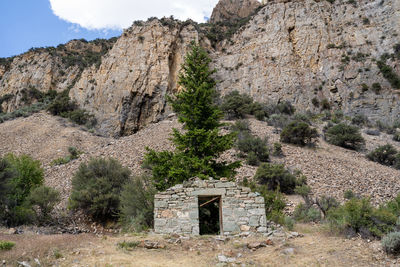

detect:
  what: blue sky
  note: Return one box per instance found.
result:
[0,0,220,58]
[0,0,121,58]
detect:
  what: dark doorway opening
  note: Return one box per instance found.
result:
[198,196,222,235]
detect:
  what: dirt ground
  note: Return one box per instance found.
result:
[1,224,398,267]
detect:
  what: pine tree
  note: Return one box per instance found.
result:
[144,43,240,191]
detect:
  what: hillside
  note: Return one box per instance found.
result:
[1,111,399,210]
[1,0,399,136]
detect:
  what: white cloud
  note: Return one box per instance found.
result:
[49,0,220,30]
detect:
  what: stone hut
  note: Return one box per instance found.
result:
[154,178,267,235]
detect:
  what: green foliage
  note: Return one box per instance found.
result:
[367,144,398,166]
[237,133,269,163]
[0,241,15,251]
[324,123,365,150]
[69,157,131,222]
[267,114,291,129]
[327,197,397,238]
[273,142,283,156]
[47,90,96,127]
[311,97,319,107]
[321,99,330,110]
[280,120,318,146]
[0,154,45,226]
[221,91,254,119]
[393,132,400,142]
[144,43,239,191]
[119,176,157,232]
[344,190,356,200]
[27,185,60,223]
[372,83,382,94]
[293,203,321,222]
[254,163,297,194]
[377,60,400,89]
[5,154,44,205]
[382,232,400,255]
[117,241,140,251]
[51,146,82,166]
[230,120,250,133]
[351,114,369,126]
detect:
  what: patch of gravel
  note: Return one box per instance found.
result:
[1,113,400,209]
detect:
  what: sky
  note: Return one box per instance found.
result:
[0,0,220,58]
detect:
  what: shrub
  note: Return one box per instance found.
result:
[315,195,339,217]
[293,203,321,222]
[325,123,365,150]
[327,197,396,238]
[382,232,400,255]
[220,90,253,119]
[267,113,291,129]
[119,176,156,232]
[344,190,356,200]
[280,120,318,146]
[273,142,283,156]
[246,152,260,166]
[276,101,295,115]
[254,163,297,194]
[4,154,44,205]
[311,97,319,107]
[321,99,330,110]
[237,133,269,163]
[0,241,15,251]
[51,147,82,166]
[377,60,400,89]
[393,132,400,142]
[27,185,60,223]
[0,154,44,226]
[69,157,131,222]
[230,120,250,133]
[351,114,369,126]
[367,144,398,166]
[372,83,382,94]
[117,241,140,251]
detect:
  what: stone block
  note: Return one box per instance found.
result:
[255,197,265,204]
[233,208,246,217]
[191,188,226,196]
[240,225,251,231]
[154,200,168,208]
[248,208,265,215]
[249,216,260,226]
[223,221,239,232]
[215,182,235,188]
[154,218,167,227]
[257,227,267,232]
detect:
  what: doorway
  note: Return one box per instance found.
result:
[198,196,222,235]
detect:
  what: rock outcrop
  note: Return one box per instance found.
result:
[210,0,261,23]
[1,0,400,135]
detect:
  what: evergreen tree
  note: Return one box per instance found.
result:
[144,43,240,191]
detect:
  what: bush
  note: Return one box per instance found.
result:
[237,133,269,163]
[220,90,253,119]
[119,176,156,232]
[0,154,44,226]
[267,113,291,129]
[254,163,297,194]
[351,114,369,126]
[321,99,330,110]
[0,241,15,251]
[273,142,283,156]
[293,203,321,222]
[382,232,400,255]
[51,146,82,166]
[344,190,356,200]
[327,197,396,238]
[69,157,131,222]
[393,132,400,142]
[325,123,365,150]
[27,185,60,223]
[367,144,398,166]
[230,120,250,133]
[280,120,318,146]
[276,101,295,115]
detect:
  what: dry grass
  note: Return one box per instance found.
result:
[1,224,392,267]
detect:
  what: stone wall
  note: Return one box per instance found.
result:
[154,178,267,235]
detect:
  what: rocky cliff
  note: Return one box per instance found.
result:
[210,0,261,23]
[0,0,399,136]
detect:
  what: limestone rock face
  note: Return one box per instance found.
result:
[1,0,400,136]
[0,39,114,113]
[69,19,200,136]
[210,0,261,23]
[214,0,400,122]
